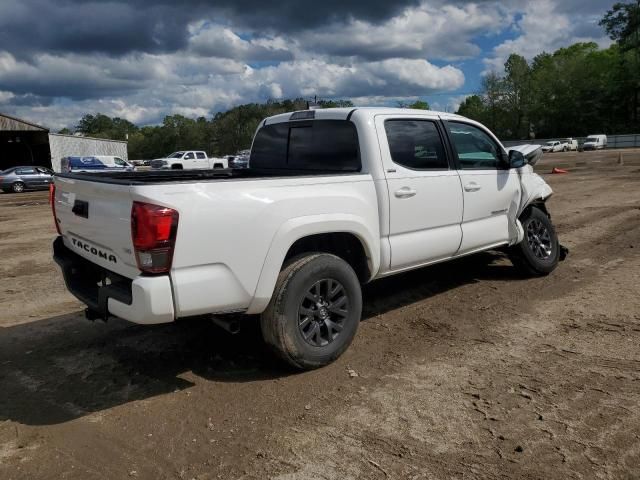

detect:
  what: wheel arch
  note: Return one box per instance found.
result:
[247,216,379,314]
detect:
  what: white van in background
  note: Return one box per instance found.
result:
[564,138,578,151]
[93,155,135,170]
[583,135,607,151]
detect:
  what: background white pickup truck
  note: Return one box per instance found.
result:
[150,150,228,170]
[52,107,564,369]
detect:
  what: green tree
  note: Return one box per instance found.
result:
[600,1,640,124]
[456,95,487,122]
[397,99,430,110]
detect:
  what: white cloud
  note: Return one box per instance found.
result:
[188,23,293,61]
[484,0,612,72]
[299,3,502,61]
[0,90,14,103]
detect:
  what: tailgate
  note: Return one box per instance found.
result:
[54,176,140,278]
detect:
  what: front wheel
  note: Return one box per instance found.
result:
[510,206,560,276]
[261,253,362,370]
[12,182,25,193]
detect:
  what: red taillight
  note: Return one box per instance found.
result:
[50,183,61,235]
[131,201,179,274]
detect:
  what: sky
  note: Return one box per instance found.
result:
[0,0,615,131]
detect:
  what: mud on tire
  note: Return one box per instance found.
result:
[261,253,362,370]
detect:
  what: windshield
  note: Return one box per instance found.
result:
[585,137,598,142]
[168,152,185,158]
[546,142,555,146]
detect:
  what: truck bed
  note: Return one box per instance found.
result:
[55,168,362,185]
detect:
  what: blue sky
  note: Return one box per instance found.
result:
[0,0,615,130]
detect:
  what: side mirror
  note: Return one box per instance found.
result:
[508,150,526,169]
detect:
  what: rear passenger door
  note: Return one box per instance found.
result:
[376,116,463,270]
[444,120,521,254]
[195,151,208,168]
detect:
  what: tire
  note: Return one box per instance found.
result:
[510,206,560,276]
[12,182,25,193]
[261,253,362,370]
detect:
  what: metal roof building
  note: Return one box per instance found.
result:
[0,112,128,172]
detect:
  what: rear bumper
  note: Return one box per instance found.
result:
[53,236,175,324]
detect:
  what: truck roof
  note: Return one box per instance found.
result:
[263,107,466,125]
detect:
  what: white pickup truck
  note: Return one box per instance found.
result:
[150,150,228,170]
[52,108,564,369]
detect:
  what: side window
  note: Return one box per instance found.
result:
[114,158,127,166]
[16,168,36,175]
[183,152,195,160]
[196,152,206,159]
[448,122,502,170]
[384,120,448,170]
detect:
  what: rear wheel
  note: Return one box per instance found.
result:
[261,253,362,370]
[12,182,25,193]
[510,206,560,276]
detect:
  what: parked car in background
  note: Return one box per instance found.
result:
[61,156,135,174]
[564,138,578,151]
[0,166,54,193]
[150,151,228,170]
[227,149,250,169]
[583,134,607,151]
[542,141,565,153]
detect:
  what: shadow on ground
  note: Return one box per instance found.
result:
[0,251,523,426]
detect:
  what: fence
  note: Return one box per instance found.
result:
[502,134,640,149]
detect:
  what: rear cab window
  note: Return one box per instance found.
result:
[250,120,361,172]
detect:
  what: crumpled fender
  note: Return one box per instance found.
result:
[504,146,554,245]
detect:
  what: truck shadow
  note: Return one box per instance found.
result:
[0,251,523,426]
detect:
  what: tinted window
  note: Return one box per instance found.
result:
[184,152,195,160]
[448,122,502,169]
[36,167,53,174]
[251,121,360,172]
[384,120,448,170]
[114,158,127,166]
[251,123,289,169]
[16,168,36,175]
[196,152,206,159]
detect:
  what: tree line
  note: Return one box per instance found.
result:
[458,1,639,139]
[66,99,356,159]
[64,99,428,160]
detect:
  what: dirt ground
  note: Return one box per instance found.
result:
[1,149,639,480]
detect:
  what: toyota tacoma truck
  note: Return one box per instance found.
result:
[52,108,563,369]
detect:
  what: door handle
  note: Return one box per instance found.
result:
[394,187,417,199]
[464,182,481,192]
